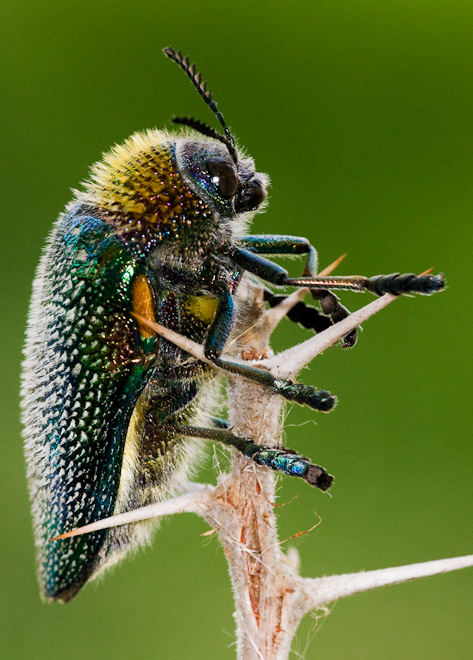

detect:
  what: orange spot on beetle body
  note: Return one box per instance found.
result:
[131,275,157,339]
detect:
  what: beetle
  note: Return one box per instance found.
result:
[21,47,444,602]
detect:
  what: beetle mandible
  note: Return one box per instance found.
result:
[21,47,444,602]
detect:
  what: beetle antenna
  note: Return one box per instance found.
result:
[171,116,230,147]
[163,46,238,164]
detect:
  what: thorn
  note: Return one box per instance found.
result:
[419,267,434,276]
[318,253,347,277]
[131,312,156,332]
[49,529,77,542]
[200,528,218,537]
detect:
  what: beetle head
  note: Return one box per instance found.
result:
[175,139,267,219]
[165,47,268,219]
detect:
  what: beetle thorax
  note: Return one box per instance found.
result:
[76,129,221,259]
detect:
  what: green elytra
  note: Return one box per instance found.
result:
[21,48,444,602]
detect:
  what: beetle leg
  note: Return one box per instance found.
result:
[204,288,236,360]
[209,417,231,429]
[240,234,319,273]
[203,288,336,413]
[167,423,333,491]
[236,236,356,346]
[263,288,332,333]
[211,355,336,412]
[232,247,445,300]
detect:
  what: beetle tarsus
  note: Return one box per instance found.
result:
[364,272,445,296]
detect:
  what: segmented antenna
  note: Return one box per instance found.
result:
[163,46,238,164]
[171,116,230,146]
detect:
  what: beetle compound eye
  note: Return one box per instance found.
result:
[206,158,239,199]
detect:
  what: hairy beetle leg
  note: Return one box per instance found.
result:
[208,355,336,412]
[283,272,445,296]
[263,289,357,348]
[233,244,444,348]
[171,424,333,490]
[237,237,356,347]
[202,291,336,412]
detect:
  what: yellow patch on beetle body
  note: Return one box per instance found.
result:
[186,295,219,325]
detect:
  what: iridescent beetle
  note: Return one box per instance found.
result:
[21,47,444,602]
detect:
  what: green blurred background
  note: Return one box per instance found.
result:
[2,1,472,658]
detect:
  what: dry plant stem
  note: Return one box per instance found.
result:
[64,285,473,659]
[205,285,305,660]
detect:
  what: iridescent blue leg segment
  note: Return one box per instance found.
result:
[204,289,235,360]
[171,424,333,490]
[209,417,231,430]
[240,234,318,275]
